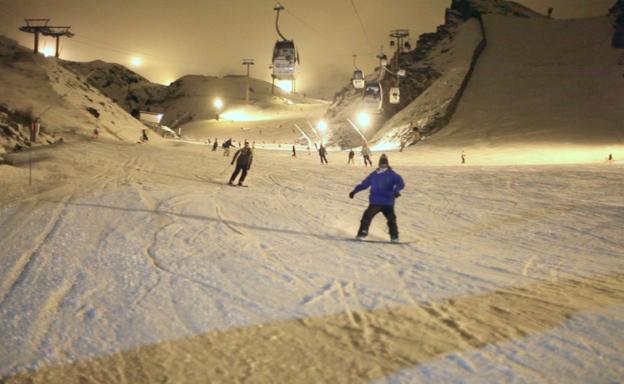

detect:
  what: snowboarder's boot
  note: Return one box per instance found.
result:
[356,230,368,240]
[390,237,400,243]
[228,180,234,186]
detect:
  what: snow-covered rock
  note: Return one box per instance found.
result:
[63,60,168,115]
[611,0,624,47]
[0,105,58,154]
[0,36,156,149]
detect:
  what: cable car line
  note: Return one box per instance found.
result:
[348,0,373,50]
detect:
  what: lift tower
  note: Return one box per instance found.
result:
[242,59,255,103]
[42,26,74,58]
[19,19,50,54]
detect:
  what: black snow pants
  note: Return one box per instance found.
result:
[320,153,328,164]
[363,155,372,166]
[229,164,248,184]
[357,204,398,239]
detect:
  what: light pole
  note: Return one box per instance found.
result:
[242,59,255,104]
[346,114,369,142]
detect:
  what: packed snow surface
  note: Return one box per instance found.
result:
[1,139,623,383]
[431,15,624,146]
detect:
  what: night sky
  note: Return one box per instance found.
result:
[0,0,616,98]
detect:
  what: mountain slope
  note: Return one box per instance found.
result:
[0,36,154,148]
[66,61,322,128]
[429,14,624,146]
[325,0,544,148]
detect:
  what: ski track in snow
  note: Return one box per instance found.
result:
[0,141,623,383]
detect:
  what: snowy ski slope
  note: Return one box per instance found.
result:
[0,140,622,383]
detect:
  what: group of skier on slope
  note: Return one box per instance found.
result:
[319,143,372,166]
[209,136,405,242]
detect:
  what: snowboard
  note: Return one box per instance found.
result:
[348,238,415,245]
[195,175,247,187]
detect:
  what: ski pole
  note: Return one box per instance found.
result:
[219,163,232,175]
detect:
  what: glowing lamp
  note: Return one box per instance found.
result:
[357,112,371,127]
[131,57,142,67]
[316,120,328,132]
[276,80,293,93]
[42,47,54,57]
[213,97,224,110]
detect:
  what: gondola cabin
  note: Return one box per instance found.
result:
[352,69,364,89]
[389,87,400,104]
[272,40,298,80]
[363,81,383,112]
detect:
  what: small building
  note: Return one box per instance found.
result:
[139,111,163,125]
[139,111,178,139]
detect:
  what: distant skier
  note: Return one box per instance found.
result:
[223,138,233,157]
[461,150,466,164]
[319,144,328,164]
[92,127,99,140]
[400,139,407,152]
[140,129,149,143]
[361,144,372,166]
[547,7,553,18]
[212,138,218,151]
[292,145,297,157]
[229,141,253,186]
[349,154,404,242]
[348,148,355,164]
[608,153,613,162]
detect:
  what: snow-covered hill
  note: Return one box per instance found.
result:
[425,14,624,148]
[63,60,168,115]
[66,60,324,129]
[0,36,154,150]
[325,0,544,148]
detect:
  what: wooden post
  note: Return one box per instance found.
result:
[55,35,60,58]
[34,30,40,53]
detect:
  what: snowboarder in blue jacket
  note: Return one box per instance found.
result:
[349,154,404,242]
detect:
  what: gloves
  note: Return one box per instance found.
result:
[394,192,401,198]
[349,191,355,199]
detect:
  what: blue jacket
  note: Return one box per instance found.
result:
[353,167,405,206]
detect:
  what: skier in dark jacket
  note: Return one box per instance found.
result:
[229,141,253,186]
[348,149,355,164]
[212,138,218,151]
[223,138,233,157]
[349,154,404,242]
[319,144,328,164]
